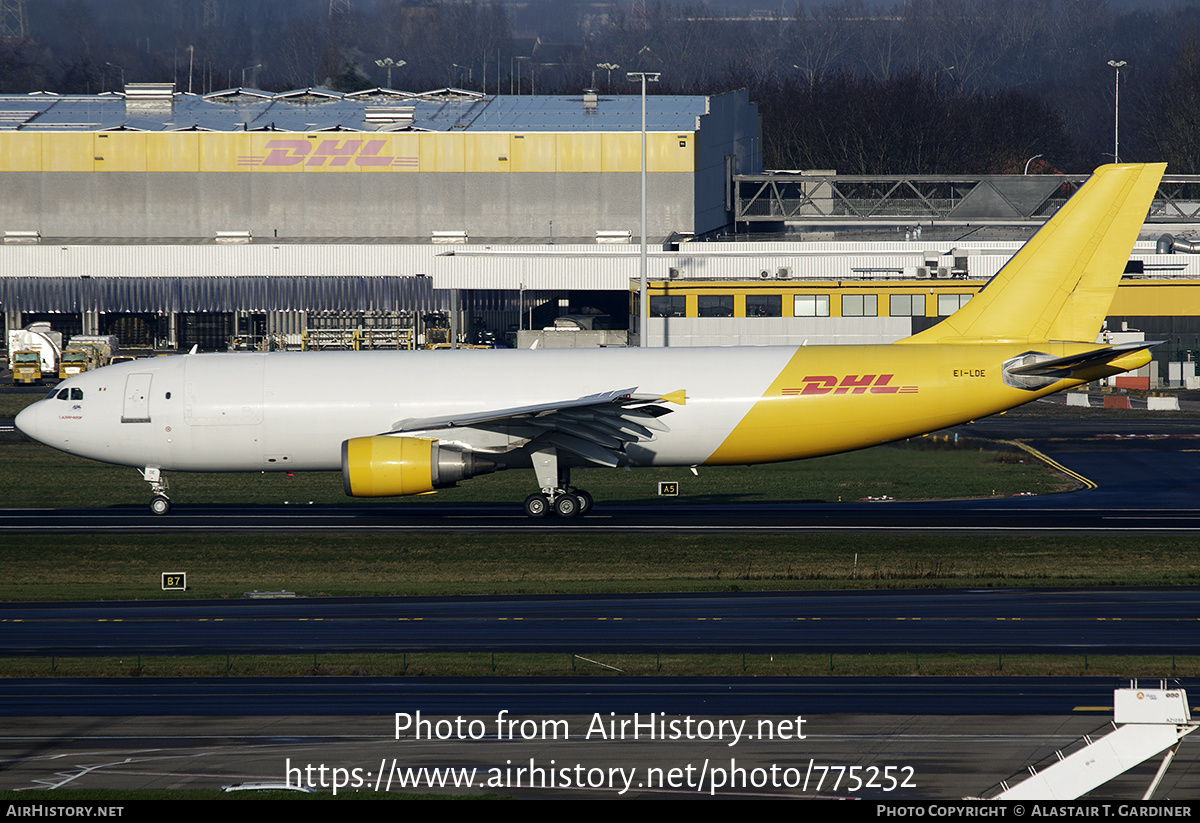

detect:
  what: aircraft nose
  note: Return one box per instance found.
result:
[14,403,39,441]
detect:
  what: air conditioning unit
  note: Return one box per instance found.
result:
[776,267,791,280]
[759,270,770,279]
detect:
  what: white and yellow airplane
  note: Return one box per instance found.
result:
[16,163,1165,517]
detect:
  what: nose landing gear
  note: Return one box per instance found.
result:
[139,467,172,516]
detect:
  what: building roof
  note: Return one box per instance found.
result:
[0,87,711,133]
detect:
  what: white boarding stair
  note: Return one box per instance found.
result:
[988,681,1198,800]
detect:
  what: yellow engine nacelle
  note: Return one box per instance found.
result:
[341,436,493,498]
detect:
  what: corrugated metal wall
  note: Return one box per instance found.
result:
[0,275,445,313]
[0,171,696,239]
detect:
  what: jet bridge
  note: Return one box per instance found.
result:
[983,681,1198,800]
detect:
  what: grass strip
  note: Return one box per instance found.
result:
[4,652,1198,679]
[3,533,1200,601]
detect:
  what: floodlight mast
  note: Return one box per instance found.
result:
[627,71,660,347]
[1107,60,1127,163]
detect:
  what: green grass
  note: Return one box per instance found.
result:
[4,533,1200,601]
[0,391,43,419]
[4,652,1197,679]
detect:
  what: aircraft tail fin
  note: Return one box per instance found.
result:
[899,163,1165,345]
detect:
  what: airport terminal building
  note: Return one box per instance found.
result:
[1,83,1200,383]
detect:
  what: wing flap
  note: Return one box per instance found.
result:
[389,386,678,466]
[543,432,623,467]
[393,387,639,432]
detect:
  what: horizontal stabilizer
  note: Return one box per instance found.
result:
[1005,341,1160,378]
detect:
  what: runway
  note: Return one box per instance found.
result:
[5,588,1200,656]
[6,499,1200,533]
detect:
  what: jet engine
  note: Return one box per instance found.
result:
[341,436,495,497]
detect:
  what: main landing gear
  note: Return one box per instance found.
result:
[524,487,593,519]
[523,446,594,519]
[140,467,171,516]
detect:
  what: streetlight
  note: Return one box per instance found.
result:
[1024,154,1043,175]
[627,70,661,348]
[1107,60,1127,163]
[241,63,262,88]
[514,56,530,95]
[452,63,473,87]
[597,62,619,91]
[375,58,406,88]
[105,62,124,92]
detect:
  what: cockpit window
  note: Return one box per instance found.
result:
[71,388,83,400]
[45,388,58,400]
[56,389,69,400]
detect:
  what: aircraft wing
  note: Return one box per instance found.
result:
[391,388,679,467]
[1005,341,1161,378]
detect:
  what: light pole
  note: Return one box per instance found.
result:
[515,56,529,95]
[1108,60,1127,163]
[241,63,262,88]
[597,62,619,92]
[627,70,660,348]
[1024,154,1043,175]
[452,63,473,87]
[105,62,124,92]
[375,58,405,88]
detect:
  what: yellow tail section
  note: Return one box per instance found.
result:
[898,163,1165,345]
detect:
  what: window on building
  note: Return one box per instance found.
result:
[889,294,926,317]
[698,295,734,317]
[937,293,973,316]
[650,295,687,318]
[793,294,830,317]
[746,295,782,317]
[842,294,878,317]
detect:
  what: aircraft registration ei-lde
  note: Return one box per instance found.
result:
[16,163,1165,518]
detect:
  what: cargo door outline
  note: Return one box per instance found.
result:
[122,373,153,423]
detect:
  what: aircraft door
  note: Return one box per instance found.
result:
[121,373,153,423]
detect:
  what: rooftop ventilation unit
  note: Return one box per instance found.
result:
[365,106,415,129]
[124,83,176,100]
[596,230,631,244]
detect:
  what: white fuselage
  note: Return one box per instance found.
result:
[16,348,803,472]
